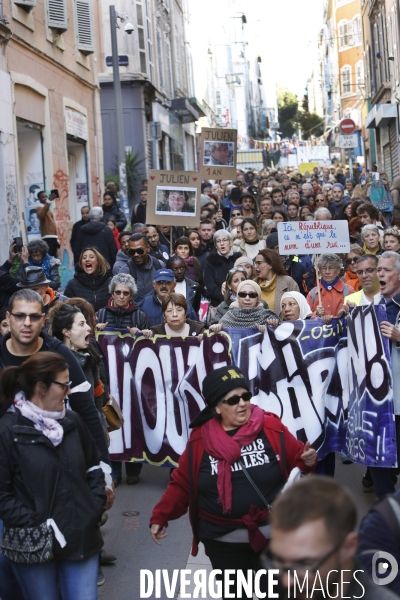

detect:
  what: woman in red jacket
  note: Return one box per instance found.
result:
[150,366,317,599]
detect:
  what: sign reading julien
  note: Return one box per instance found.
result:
[200,128,238,180]
[146,170,202,227]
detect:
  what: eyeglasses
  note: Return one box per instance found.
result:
[9,312,44,323]
[262,535,346,576]
[220,391,252,406]
[128,248,145,256]
[355,267,377,276]
[346,257,358,265]
[113,290,131,296]
[215,238,230,244]
[156,280,172,285]
[319,265,337,272]
[51,380,72,392]
[238,291,258,298]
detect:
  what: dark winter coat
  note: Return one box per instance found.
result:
[284,257,315,296]
[0,331,110,464]
[184,277,202,312]
[70,218,89,259]
[96,303,149,330]
[73,221,118,267]
[102,202,127,232]
[0,409,106,560]
[140,290,198,327]
[0,260,21,309]
[64,267,112,313]
[203,251,243,306]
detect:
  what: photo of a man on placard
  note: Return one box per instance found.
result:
[156,187,196,216]
[203,141,235,166]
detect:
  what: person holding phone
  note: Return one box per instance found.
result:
[0,242,29,310]
[36,191,60,257]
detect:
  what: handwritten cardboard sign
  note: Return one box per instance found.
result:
[146,170,202,227]
[277,220,350,255]
[200,128,237,180]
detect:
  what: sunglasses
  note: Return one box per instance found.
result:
[346,258,358,265]
[113,290,130,296]
[128,248,145,256]
[9,312,44,323]
[238,291,258,298]
[220,391,252,405]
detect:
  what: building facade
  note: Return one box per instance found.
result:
[363,0,400,180]
[0,0,104,273]
[99,0,203,207]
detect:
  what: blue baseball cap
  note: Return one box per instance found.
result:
[153,268,174,282]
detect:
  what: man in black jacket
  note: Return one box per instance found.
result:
[73,206,118,267]
[70,205,90,259]
[166,256,201,312]
[0,289,110,468]
[120,234,165,306]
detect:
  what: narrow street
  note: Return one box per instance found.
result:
[99,458,385,600]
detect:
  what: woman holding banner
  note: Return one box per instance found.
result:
[142,293,204,338]
[150,365,317,599]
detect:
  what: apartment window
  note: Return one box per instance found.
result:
[165,37,173,97]
[76,0,94,54]
[216,90,222,115]
[388,9,399,88]
[338,20,353,48]
[174,28,181,91]
[180,38,187,92]
[14,0,36,12]
[145,0,154,82]
[156,27,164,91]
[47,0,68,31]
[341,65,351,95]
[356,60,364,88]
[353,15,361,45]
[136,2,147,74]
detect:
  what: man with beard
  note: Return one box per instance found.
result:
[267,477,397,600]
[140,269,197,326]
[120,234,164,306]
[147,226,170,262]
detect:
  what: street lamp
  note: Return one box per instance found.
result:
[109,5,131,216]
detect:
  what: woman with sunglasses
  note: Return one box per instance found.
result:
[95,273,148,335]
[343,244,363,292]
[210,280,278,331]
[64,247,112,312]
[150,365,317,599]
[0,352,106,600]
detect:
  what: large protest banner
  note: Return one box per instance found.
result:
[97,307,397,468]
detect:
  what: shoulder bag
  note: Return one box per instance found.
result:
[1,452,64,563]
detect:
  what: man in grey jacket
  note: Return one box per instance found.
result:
[112,231,131,275]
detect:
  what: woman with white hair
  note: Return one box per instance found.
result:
[203,230,242,307]
[96,272,149,334]
[210,280,278,331]
[306,253,354,319]
[361,224,383,256]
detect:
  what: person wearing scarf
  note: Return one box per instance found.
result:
[210,279,279,331]
[344,246,364,292]
[96,273,149,335]
[306,253,354,319]
[150,366,317,599]
[24,239,61,290]
[0,352,106,600]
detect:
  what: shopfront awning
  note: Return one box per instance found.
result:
[170,97,206,123]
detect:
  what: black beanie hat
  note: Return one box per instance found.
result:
[189,365,249,428]
[266,232,279,249]
[230,187,242,202]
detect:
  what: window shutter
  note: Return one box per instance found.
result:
[156,27,164,90]
[347,20,354,46]
[47,0,68,30]
[216,90,222,115]
[14,0,36,11]
[76,0,94,54]
[339,23,344,48]
[174,28,181,90]
[136,2,147,74]
[165,37,173,96]
[391,8,399,87]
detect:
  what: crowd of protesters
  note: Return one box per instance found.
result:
[0,165,400,599]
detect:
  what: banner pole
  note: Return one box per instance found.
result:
[170,227,174,256]
[315,254,322,307]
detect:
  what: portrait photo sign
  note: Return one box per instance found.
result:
[146,170,202,227]
[200,128,237,180]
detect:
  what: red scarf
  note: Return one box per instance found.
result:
[107,298,135,311]
[201,404,265,513]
